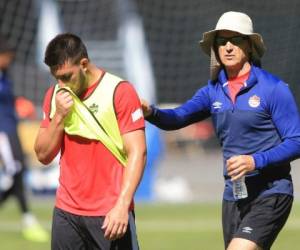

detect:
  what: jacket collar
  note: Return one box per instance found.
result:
[217,64,259,90]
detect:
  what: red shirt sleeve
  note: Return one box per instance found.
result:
[114,81,145,134]
[40,86,55,128]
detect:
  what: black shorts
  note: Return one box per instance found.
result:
[222,194,293,250]
[52,207,139,250]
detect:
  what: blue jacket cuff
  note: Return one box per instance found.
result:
[252,153,265,170]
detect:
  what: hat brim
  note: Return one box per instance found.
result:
[199,29,266,59]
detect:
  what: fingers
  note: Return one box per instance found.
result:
[231,170,246,181]
[140,99,148,106]
[102,216,128,241]
[226,156,241,176]
[55,90,74,117]
[101,216,109,231]
[140,99,152,117]
[227,155,244,179]
[118,223,127,238]
[226,155,255,180]
[57,90,73,105]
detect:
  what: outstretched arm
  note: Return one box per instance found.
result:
[142,85,211,130]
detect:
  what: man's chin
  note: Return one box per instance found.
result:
[64,84,79,95]
[224,62,241,70]
[73,88,85,97]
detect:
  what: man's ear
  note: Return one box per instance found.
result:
[80,58,89,71]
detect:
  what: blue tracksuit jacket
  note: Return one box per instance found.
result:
[147,65,300,201]
[0,70,18,133]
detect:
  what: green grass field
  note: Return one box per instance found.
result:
[0,198,299,250]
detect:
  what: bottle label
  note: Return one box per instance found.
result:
[233,176,248,199]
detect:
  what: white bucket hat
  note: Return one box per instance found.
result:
[199,11,266,80]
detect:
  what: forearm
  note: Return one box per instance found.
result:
[255,82,300,169]
[147,105,210,130]
[117,148,147,209]
[34,114,65,165]
[147,106,185,130]
[144,86,211,130]
[253,137,300,169]
[101,144,146,240]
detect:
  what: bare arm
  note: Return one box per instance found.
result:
[34,90,73,165]
[102,128,147,240]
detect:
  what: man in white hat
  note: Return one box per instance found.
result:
[142,11,300,250]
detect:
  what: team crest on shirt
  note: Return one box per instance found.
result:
[248,95,260,108]
[89,103,99,114]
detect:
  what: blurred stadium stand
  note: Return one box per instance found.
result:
[1,0,300,201]
[135,0,300,105]
[1,0,300,106]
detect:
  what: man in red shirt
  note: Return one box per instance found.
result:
[34,33,146,250]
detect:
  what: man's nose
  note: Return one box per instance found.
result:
[225,42,234,51]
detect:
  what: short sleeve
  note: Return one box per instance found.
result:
[114,82,145,134]
[40,86,55,128]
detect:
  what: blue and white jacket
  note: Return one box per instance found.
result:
[147,65,300,201]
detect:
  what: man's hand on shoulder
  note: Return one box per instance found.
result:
[140,99,153,118]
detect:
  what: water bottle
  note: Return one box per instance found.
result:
[233,176,248,199]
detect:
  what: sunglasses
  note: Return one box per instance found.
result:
[215,36,248,46]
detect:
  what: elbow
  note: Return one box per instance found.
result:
[35,151,53,165]
[39,157,53,166]
[34,146,55,166]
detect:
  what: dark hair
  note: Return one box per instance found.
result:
[44,33,89,71]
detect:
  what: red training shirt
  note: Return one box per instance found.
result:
[228,71,250,103]
[40,71,145,216]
